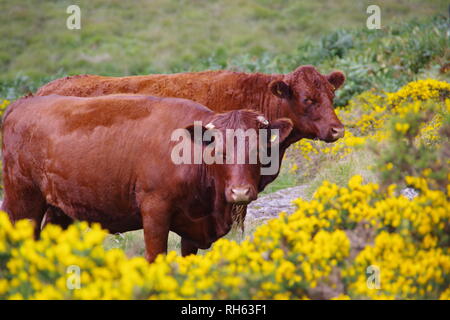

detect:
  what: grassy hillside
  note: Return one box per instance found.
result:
[1,0,447,79]
[1,1,448,107]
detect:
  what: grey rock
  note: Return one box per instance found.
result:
[246,185,307,222]
[401,187,419,200]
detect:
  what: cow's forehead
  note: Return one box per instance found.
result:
[288,68,334,96]
[212,110,269,131]
[290,67,323,84]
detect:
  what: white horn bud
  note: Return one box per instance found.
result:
[257,115,269,125]
[205,122,215,130]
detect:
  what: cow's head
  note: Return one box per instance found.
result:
[185,110,293,205]
[269,65,345,142]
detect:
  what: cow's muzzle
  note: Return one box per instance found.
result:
[322,125,345,142]
[226,185,256,204]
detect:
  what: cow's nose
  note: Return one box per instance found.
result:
[230,186,253,204]
[330,126,345,140]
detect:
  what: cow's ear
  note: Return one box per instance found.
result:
[326,71,345,90]
[184,123,214,146]
[269,80,292,99]
[268,118,293,146]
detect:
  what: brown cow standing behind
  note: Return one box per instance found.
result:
[1,94,293,262]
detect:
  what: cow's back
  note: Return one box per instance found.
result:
[36,71,275,114]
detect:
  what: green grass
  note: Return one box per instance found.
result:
[103,231,145,257]
[104,220,267,258]
[1,8,448,106]
[103,230,189,258]
[1,1,447,82]
[302,148,379,198]
[260,158,298,195]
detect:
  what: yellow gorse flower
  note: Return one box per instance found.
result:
[387,79,450,105]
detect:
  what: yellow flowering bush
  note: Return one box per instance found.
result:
[0,214,152,299]
[0,99,9,118]
[387,79,450,105]
[290,80,449,187]
[295,174,449,244]
[290,89,390,164]
[0,172,448,300]
[290,174,450,300]
[0,209,351,299]
[292,130,367,162]
[373,98,449,190]
[344,232,450,299]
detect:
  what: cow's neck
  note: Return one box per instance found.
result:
[244,73,286,121]
[255,75,305,145]
[191,163,217,207]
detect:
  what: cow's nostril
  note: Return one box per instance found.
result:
[330,127,345,139]
[231,188,250,195]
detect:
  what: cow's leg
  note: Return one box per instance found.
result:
[42,206,74,230]
[2,184,47,240]
[140,197,170,263]
[181,237,199,256]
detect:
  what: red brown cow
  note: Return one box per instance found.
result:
[1,94,292,262]
[36,65,346,191]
